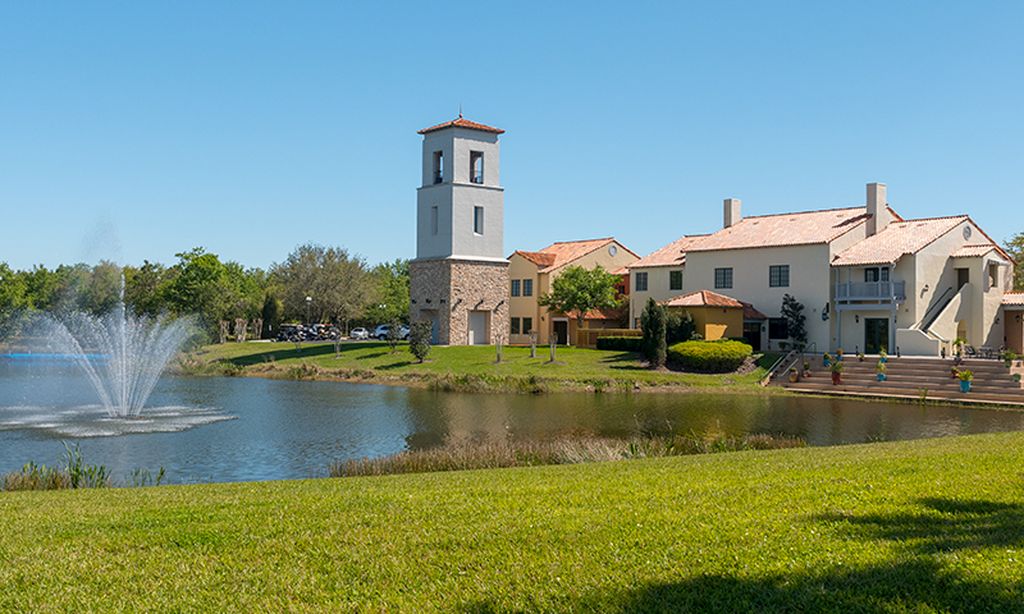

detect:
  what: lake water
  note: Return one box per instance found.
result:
[2,360,1024,484]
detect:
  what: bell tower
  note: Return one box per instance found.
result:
[409,115,510,345]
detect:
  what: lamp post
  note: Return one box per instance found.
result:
[305,296,312,326]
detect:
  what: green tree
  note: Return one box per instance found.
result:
[665,309,697,344]
[163,248,233,335]
[1005,232,1024,291]
[271,244,374,329]
[124,261,171,317]
[640,298,667,368]
[781,294,808,351]
[261,292,284,338]
[0,263,30,340]
[364,259,409,325]
[408,320,432,363]
[538,265,622,344]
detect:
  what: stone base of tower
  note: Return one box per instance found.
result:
[409,258,510,346]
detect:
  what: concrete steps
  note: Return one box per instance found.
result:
[780,356,1024,406]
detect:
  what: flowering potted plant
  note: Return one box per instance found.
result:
[788,367,800,383]
[879,348,888,364]
[836,348,845,361]
[958,369,974,393]
[802,360,812,378]
[875,361,887,382]
[823,352,832,368]
[950,366,960,379]
[830,360,844,385]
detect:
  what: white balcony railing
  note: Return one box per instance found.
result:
[834,280,906,301]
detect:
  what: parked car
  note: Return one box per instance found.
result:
[373,324,410,341]
[349,327,369,340]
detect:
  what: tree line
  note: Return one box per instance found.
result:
[0,244,409,342]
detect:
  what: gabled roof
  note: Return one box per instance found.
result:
[1004,293,1024,307]
[511,238,638,273]
[629,234,710,268]
[685,206,883,253]
[741,301,768,321]
[418,115,504,135]
[663,290,744,309]
[952,244,999,259]
[832,216,969,267]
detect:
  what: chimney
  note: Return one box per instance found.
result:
[724,198,742,228]
[866,182,892,236]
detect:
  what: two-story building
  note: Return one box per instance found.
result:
[629,183,1016,356]
[507,238,638,345]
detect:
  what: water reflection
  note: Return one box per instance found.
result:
[2,360,1023,484]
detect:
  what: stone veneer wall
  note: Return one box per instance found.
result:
[410,258,510,345]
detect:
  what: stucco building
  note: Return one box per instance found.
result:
[629,183,1017,356]
[508,238,638,345]
[409,115,509,345]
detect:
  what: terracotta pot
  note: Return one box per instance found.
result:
[831,372,842,385]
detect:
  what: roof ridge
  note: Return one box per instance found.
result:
[547,237,614,246]
[893,214,970,224]
[740,205,866,220]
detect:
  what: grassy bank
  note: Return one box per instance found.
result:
[179,341,778,393]
[3,432,1024,611]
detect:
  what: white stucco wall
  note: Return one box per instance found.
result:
[628,266,685,327]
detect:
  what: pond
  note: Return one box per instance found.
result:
[2,360,1024,484]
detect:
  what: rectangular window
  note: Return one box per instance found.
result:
[510,317,521,335]
[473,206,484,234]
[511,280,521,297]
[669,270,683,291]
[864,267,890,283]
[714,268,733,289]
[635,271,648,292]
[768,317,789,340]
[433,151,444,184]
[470,151,484,184]
[989,263,999,289]
[769,265,790,288]
[881,267,890,282]
[523,279,533,297]
[522,317,533,334]
[430,206,438,235]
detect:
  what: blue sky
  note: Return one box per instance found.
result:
[2,2,1021,270]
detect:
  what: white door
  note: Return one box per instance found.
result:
[468,311,488,345]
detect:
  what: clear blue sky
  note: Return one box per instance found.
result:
[2,2,1021,270]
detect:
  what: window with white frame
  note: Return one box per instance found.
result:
[714,268,733,289]
[473,206,484,234]
[769,265,790,288]
[635,271,648,292]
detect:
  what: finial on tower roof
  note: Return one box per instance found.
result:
[458,103,463,118]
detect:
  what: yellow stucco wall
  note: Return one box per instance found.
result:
[670,306,744,341]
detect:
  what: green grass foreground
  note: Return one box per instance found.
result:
[182,341,777,393]
[3,433,1024,611]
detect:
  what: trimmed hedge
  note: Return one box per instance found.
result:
[667,339,753,373]
[596,336,643,352]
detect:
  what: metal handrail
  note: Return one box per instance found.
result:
[761,349,797,386]
[919,286,955,332]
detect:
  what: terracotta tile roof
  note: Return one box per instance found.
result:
[685,206,878,253]
[1004,293,1024,307]
[418,115,504,135]
[629,234,710,268]
[566,307,627,321]
[512,250,556,267]
[832,216,969,267]
[663,290,744,309]
[741,301,768,321]
[512,238,638,273]
[952,244,999,258]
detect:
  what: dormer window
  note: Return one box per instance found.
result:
[433,151,444,184]
[470,151,484,184]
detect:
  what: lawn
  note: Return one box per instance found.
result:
[185,341,778,392]
[2,432,1024,611]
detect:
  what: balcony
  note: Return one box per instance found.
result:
[835,280,906,302]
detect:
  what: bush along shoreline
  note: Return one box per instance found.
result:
[2,442,166,492]
[329,433,805,478]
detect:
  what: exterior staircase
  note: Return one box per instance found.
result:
[780,356,1024,407]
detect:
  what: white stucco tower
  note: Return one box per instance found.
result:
[409,115,510,345]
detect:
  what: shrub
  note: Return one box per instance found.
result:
[665,310,697,344]
[595,336,643,352]
[640,298,667,368]
[409,320,432,363]
[667,340,753,373]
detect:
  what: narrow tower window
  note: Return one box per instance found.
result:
[430,206,438,235]
[433,151,444,184]
[470,151,484,184]
[473,206,484,234]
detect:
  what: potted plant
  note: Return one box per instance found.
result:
[802,360,811,378]
[879,348,888,364]
[958,369,974,393]
[1005,351,1018,369]
[830,360,844,385]
[1014,373,1022,386]
[788,367,800,383]
[953,337,967,358]
[823,352,832,368]
[836,348,845,361]
[950,366,960,379]
[857,351,865,362]
[876,361,887,382]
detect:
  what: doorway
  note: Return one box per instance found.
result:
[467,311,488,345]
[552,319,569,345]
[864,318,889,354]
[743,322,763,352]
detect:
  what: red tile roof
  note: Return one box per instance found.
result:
[663,290,744,309]
[685,206,883,253]
[952,244,999,258]
[1004,293,1024,307]
[832,216,969,266]
[741,301,768,321]
[418,115,504,135]
[511,238,638,273]
[629,234,710,268]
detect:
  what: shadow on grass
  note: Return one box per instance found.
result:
[460,498,1024,613]
[221,342,389,366]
